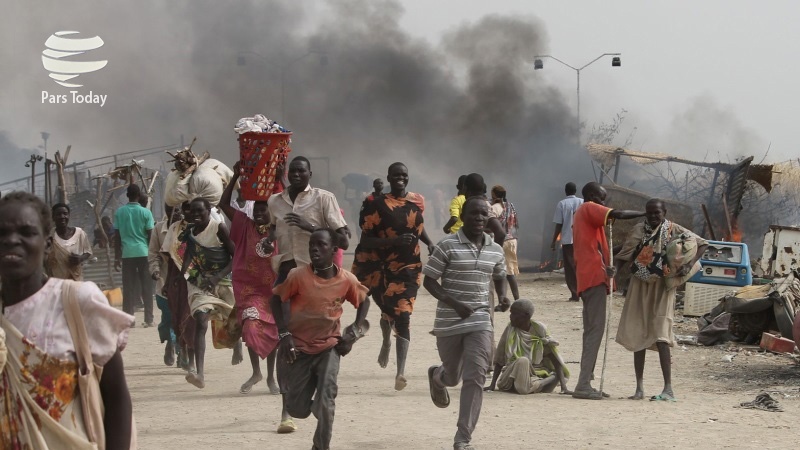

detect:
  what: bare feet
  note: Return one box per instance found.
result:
[628,390,645,400]
[186,372,205,389]
[395,374,407,391]
[378,344,391,368]
[231,344,244,366]
[267,377,280,395]
[239,373,263,394]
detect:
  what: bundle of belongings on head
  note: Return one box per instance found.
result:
[696,271,800,346]
[164,143,234,209]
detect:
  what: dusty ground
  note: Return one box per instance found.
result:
[125,263,800,449]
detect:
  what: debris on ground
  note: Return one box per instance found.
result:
[736,392,784,412]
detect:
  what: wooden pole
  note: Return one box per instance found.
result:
[55,145,70,204]
[90,177,116,288]
[72,163,80,194]
[721,193,734,241]
[701,204,717,241]
[707,169,720,209]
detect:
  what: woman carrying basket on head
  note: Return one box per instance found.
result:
[0,192,135,449]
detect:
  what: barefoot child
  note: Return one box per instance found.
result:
[271,228,369,450]
[180,198,241,388]
[485,299,571,395]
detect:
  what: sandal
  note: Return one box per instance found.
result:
[650,394,677,402]
[277,418,297,434]
[428,366,450,408]
[572,388,609,400]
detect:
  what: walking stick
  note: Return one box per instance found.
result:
[598,222,613,395]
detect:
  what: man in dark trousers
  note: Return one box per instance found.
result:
[571,182,644,400]
[551,182,584,301]
[114,184,156,326]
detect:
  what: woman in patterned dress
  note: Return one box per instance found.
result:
[0,191,134,449]
[351,162,433,391]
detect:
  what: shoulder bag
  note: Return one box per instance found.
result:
[61,280,107,450]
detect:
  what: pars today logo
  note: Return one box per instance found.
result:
[41,31,108,107]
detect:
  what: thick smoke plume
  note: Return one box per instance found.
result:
[2,0,590,259]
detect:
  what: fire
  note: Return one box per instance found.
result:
[729,220,743,242]
[538,259,564,271]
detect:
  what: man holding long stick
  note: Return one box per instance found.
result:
[571,182,644,400]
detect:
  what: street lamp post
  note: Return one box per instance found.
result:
[41,132,51,204]
[25,154,44,195]
[237,50,328,124]
[533,53,621,144]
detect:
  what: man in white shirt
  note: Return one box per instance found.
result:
[551,182,584,301]
[267,156,349,282]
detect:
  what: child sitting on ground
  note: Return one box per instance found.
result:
[485,299,571,394]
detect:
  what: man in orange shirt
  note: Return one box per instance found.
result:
[272,228,370,450]
[571,182,645,400]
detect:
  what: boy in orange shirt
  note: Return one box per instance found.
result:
[271,228,370,450]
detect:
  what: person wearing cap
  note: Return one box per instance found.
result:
[114,184,156,326]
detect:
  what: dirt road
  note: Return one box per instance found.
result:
[125,271,798,449]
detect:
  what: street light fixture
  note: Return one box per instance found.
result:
[25,154,43,195]
[533,53,622,143]
[236,50,328,124]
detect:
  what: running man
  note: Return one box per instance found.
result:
[423,197,509,450]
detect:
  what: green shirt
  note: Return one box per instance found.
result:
[113,202,155,258]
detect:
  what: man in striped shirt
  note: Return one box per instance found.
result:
[423,196,509,450]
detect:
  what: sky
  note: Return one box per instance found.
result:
[2,0,796,255]
[399,0,798,163]
[3,1,796,169]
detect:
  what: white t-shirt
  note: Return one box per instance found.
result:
[4,277,133,366]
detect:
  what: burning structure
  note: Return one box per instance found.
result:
[585,144,800,252]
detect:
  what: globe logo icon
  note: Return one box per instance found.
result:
[42,31,107,88]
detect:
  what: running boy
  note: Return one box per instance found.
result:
[271,228,369,450]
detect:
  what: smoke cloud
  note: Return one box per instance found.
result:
[2,0,591,260]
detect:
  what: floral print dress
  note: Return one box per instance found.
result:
[351,192,425,321]
[0,278,132,449]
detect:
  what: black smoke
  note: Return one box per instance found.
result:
[2,0,592,260]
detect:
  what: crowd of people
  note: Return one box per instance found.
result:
[0,155,707,449]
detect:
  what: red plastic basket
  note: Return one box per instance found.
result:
[238,131,292,201]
